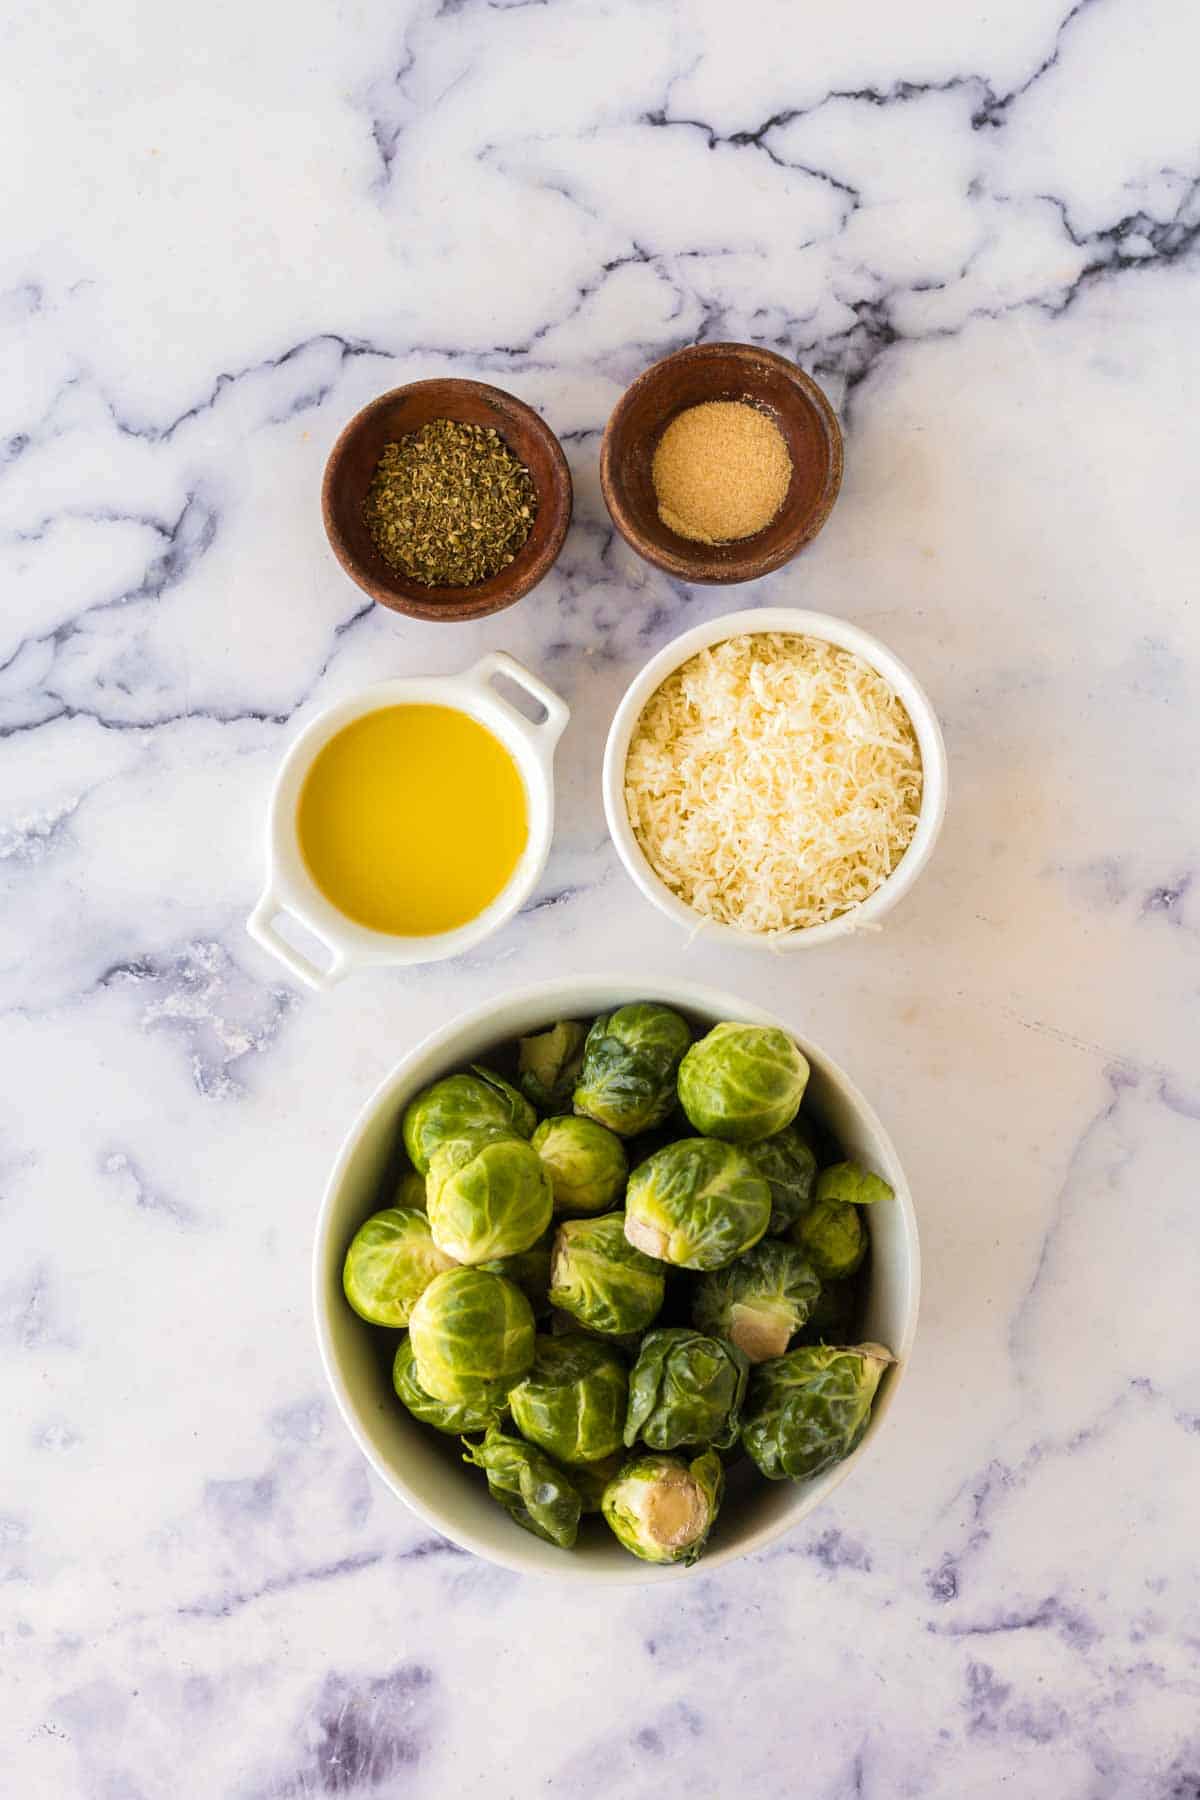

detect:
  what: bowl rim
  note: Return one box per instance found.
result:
[602,608,949,950]
[312,973,922,1582]
[599,342,844,584]
[321,377,573,622]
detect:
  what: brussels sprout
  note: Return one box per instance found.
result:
[791,1196,866,1279]
[392,1337,504,1435]
[795,1275,860,1347]
[342,1207,456,1327]
[743,1124,818,1235]
[426,1128,553,1265]
[624,1328,748,1451]
[401,1069,536,1175]
[571,1451,624,1514]
[518,1021,586,1112]
[573,1003,692,1136]
[408,1267,534,1406]
[691,1240,822,1362]
[815,1161,894,1208]
[740,1343,893,1481]
[508,1334,627,1465]
[624,1138,770,1272]
[532,1115,629,1215]
[394,1169,427,1211]
[601,1449,723,1565]
[478,1229,554,1318]
[678,1024,810,1143]
[462,1424,581,1548]
[548,1213,665,1337]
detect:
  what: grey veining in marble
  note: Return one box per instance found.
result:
[4,0,1199,1793]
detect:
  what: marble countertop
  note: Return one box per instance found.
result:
[5,0,1199,1793]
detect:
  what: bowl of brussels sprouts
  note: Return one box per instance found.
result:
[314,979,920,1581]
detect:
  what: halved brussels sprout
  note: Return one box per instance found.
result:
[624,1328,748,1451]
[532,1115,628,1215]
[572,1003,692,1137]
[462,1424,582,1549]
[394,1169,427,1211]
[392,1337,504,1435]
[791,1195,866,1279]
[408,1267,534,1407]
[508,1334,628,1465]
[601,1449,723,1564]
[740,1343,893,1481]
[624,1138,771,1272]
[571,1450,624,1514]
[426,1127,553,1265]
[743,1124,818,1235]
[401,1069,536,1175]
[691,1239,822,1362]
[518,1021,586,1112]
[342,1207,456,1327]
[548,1213,665,1337]
[478,1228,554,1317]
[815,1161,894,1208]
[678,1024,810,1144]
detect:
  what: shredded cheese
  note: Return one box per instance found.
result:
[624,633,923,935]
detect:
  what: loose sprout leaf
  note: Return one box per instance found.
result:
[814,1161,894,1207]
[678,1024,810,1144]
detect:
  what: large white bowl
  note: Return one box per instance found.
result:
[313,977,921,1583]
[603,608,948,948]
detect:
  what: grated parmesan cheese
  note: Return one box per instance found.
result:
[624,633,923,935]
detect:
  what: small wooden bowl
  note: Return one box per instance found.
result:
[600,343,843,585]
[322,379,572,622]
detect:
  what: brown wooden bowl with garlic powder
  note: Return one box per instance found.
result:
[599,343,843,586]
[322,379,572,623]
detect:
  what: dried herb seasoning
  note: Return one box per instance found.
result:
[363,419,537,587]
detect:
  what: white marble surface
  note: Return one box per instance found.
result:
[4,0,1199,1792]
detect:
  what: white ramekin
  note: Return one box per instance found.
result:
[313,975,921,1583]
[602,608,948,948]
[247,652,569,990]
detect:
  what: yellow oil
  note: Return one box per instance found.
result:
[296,704,528,936]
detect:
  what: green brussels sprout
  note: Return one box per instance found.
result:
[624,1328,748,1451]
[601,1449,723,1565]
[426,1127,553,1265]
[740,1343,893,1481]
[572,1003,692,1136]
[462,1424,582,1548]
[391,1337,504,1435]
[795,1275,860,1347]
[623,1138,771,1271]
[518,1021,587,1112]
[394,1169,427,1211]
[791,1196,866,1279]
[571,1450,624,1513]
[532,1115,629,1215]
[743,1124,818,1235]
[814,1161,894,1208]
[507,1334,627,1465]
[678,1023,810,1143]
[401,1068,536,1175]
[408,1267,534,1406]
[478,1228,554,1318]
[342,1207,456,1327]
[548,1213,665,1337]
[691,1239,822,1362]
